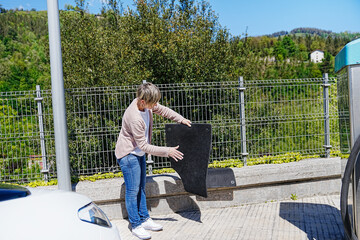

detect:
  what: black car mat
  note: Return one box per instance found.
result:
[165,123,212,198]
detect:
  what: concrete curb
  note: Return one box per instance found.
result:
[64,157,342,220]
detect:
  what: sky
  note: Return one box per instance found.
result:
[1,0,360,37]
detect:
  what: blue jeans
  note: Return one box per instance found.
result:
[117,154,150,229]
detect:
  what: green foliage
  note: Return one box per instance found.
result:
[78,172,123,181]
[290,193,298,200]
[1,3,359,90]
[274,36,297,60]
[152,168,176,174]
[26,179,58,188]
[209,159,244,168]
[0,11,50,91]
[0,104,41,182]
[209,152,320,168]
[58,0,233,87]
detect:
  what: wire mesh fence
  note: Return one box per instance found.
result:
[0,77,343,183]
[244,77,339,158]
[0,89,55,182]
[336,69,351,154]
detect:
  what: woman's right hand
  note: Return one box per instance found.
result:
[168,146,184,161]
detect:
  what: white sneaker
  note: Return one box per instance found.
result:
[141,218,163,231]
[132,226,151,240]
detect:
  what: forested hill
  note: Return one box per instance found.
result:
[1,1,360,92]
[267,27,358,38]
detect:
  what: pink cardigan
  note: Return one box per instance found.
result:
[115,98,185,159]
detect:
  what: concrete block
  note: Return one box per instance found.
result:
[38,157,343,220]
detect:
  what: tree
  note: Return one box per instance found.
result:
[0,4,7,13]
[320,51,334,75]
[0,2,359,90]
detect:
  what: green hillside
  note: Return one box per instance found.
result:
[0,1,359,91]
[268,27,359,38]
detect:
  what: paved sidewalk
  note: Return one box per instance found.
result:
[113,194,344,240]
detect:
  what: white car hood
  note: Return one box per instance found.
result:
[0,188,121,240]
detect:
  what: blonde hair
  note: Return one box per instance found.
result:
[137,82,161,104]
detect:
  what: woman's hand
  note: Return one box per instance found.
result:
[168,146,184,161]
[181,118,192,127]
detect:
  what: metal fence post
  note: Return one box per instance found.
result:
[323,73,332,158]
[142,80,154,175]
[239,77,248,166]
[35,85,49,182]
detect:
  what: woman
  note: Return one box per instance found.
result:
[115,82,191,240]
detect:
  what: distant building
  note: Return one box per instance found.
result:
[310,50,324,63]
[95,14,104,20]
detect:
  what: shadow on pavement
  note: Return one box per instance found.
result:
[164,179,202,223]
[120,174,202,223]
[151,217,178,222]
[176,210,201,223]
[279,202,345,240]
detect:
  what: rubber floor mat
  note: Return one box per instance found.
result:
[165,123,212,197]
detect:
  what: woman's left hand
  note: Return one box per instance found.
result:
[181,119,192,127]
